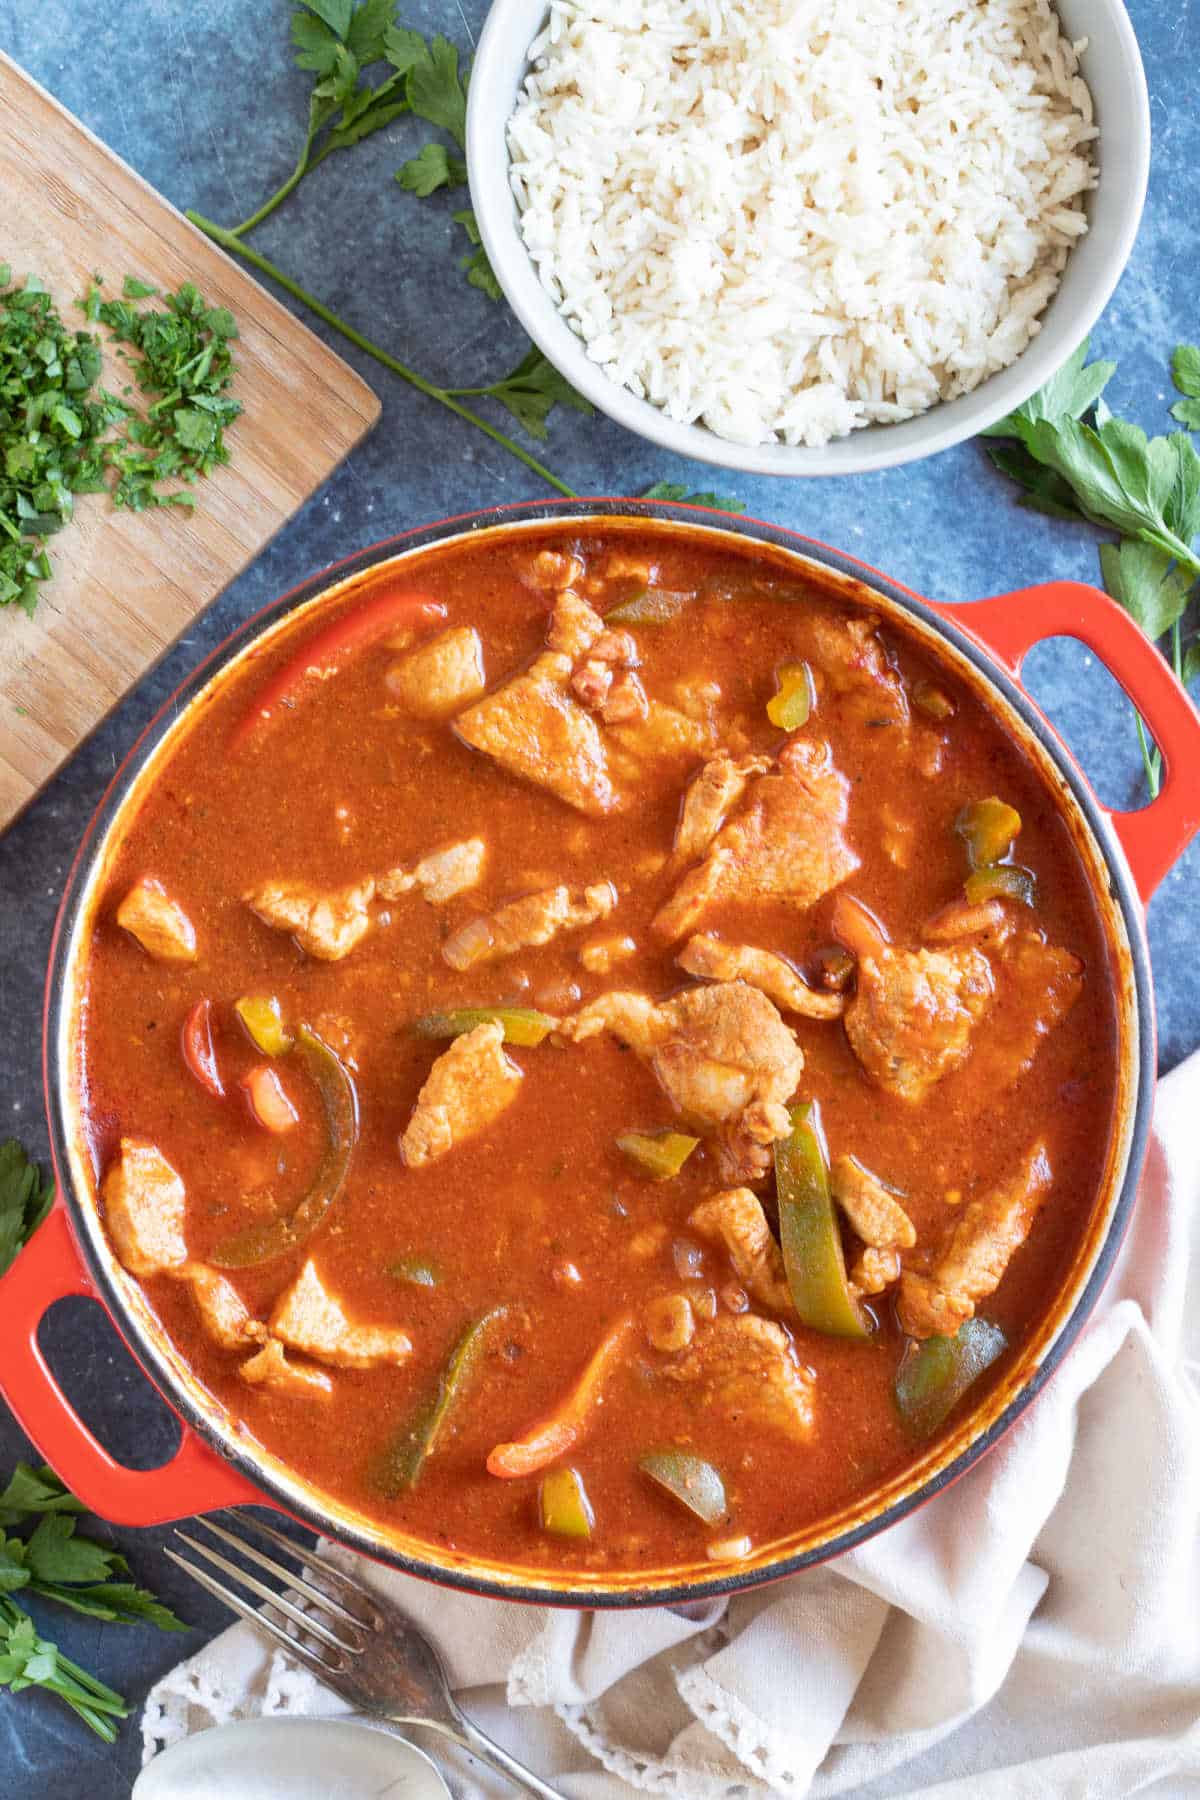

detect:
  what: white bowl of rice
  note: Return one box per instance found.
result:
[466,0,1150,476]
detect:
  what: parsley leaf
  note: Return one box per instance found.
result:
[445,208,501,302]
[984,439,1088,522]
[297,0,353,37]
[477,347,592,441]
[25,1515,116,1587]
[291,10,343,75]
[33,1580,185,1632]
[1099,540,1194,643]
[383,23,427,75]
[1171,343,1200,429]
[0,1141,54,1278]
[345,0,394,61]
[0,1465,84,1530]
[397,142,466,196]
[982,337,1117,437]
[407,34,468,150]
[642,482,747,513]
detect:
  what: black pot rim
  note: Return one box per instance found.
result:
[42,497,1155,1610]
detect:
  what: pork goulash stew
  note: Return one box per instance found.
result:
[79,524,1118,1574]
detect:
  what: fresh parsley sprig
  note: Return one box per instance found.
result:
[185,2,588,489]
[641,482,747,513]
[985,340,1200,796]
[0,1463,185,1742]
[0,1140,54,1278]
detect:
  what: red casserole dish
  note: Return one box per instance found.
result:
[1,497,1197,1606]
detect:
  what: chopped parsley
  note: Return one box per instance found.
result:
[0,269,241,614]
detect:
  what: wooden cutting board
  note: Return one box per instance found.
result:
[0,52,381,830]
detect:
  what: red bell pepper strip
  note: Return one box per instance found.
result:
[487,1314,634,1478]
[240,1064,299,1134]
[180,999,224,1099]
[231,588,446,749]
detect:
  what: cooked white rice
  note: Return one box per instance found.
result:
[507,0,1098,448]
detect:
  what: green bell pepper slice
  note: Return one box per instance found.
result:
[894,1317,1008,1438]
[606,588,694,624]
[234,994,293,1057]
[776,1102,871,1340]
[210,1025,358,1268]
[639,1449,727,1524]
[411,1007,555,1047]
[370,1308,507,1496]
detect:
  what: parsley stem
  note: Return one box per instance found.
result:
[1134,712,1161,800]
[185,212,578,498]
[227,137,316,240]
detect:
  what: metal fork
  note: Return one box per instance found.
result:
[166,1510,566,1800]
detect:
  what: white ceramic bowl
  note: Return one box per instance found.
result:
[466,0,1150,478]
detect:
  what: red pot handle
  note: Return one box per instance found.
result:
[935,581,1200,905]
[0,1206,262,1526]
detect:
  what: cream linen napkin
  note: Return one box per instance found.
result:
[142,1054,1200,1798]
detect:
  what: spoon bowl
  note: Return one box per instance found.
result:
[133,1716,452,1800]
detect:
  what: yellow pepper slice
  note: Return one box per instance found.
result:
[964,864,1037,907]
[539,1466,595,1538]
[766,660,813,731]
[234,994,293,1057]
[616,1129,700,1180]
[956,797,1021,868]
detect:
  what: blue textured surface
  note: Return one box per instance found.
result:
[0,0,1196,1791]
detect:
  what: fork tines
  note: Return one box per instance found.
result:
[166,1509,378,1685]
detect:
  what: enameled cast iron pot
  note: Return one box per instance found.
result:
[3,499,1198,1609]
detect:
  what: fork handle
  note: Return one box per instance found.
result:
[412,1714,568,1799]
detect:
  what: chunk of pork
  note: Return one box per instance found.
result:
[185,1266,266,1351]
[666,1315,815,1441]
[808,614,909,730]
[653,740,860,941]
[378,839,486,905]
[673,752,771,860]
[830,1156,915,1298]
[385,625,485,718]
[679,934,845,1021]
[898,1141,1053,1338]
[239,1339,332,1399]
[442,881,616,971]
[564,981,803,1180]
[244,877,375,961]
[834,896,994,1103]
[689,1189,792,1314]
[400,1021,523,1167]
[116,877,197,964]
[103,1140,188,1278]
[271,1260,412,1369]
[455,648,615,816]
